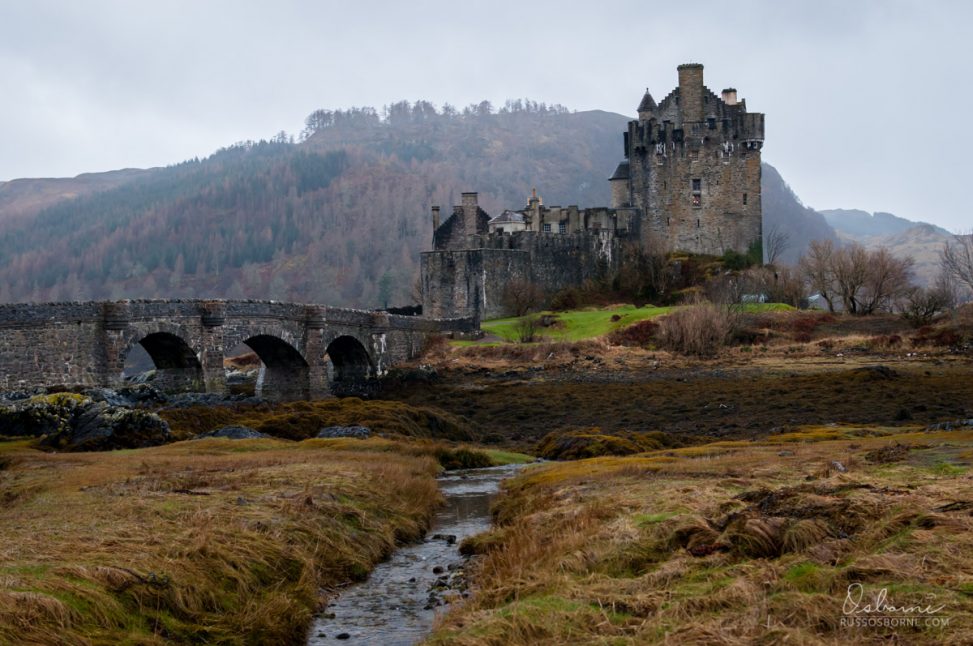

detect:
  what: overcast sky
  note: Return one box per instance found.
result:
[1,0,970,230]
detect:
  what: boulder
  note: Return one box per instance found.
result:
[39,401,171,451]
[195,426,269,440]
[0,392,171,451]
[317,425,371,439]
[0,393,88,437]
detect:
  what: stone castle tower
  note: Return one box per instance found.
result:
[421,63,765,321]
[611,63,764,255]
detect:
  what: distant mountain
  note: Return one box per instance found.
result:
[820,208,951,238]
[0,100,939,304]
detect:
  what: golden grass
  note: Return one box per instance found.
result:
[0,437,444,645]
[428,427,973,645]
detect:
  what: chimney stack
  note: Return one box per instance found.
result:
[431,205,440,231]
[721,88,738,106]
[462,192,479,238]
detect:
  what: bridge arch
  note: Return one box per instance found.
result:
[239,333,310,401]
[120,324,203,393]
[325,335,374,382]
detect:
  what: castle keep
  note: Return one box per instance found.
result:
[421,63,764,321]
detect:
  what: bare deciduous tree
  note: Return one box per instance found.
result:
[799,239,837,312]
[763,223,791,266]
[900,270,958,327]
[941,232,973,294]
[799,242,913,315]
[501,278,544,317]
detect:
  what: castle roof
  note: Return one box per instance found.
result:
[609,161,630,181]
[488,210,525,225]
[637,89,657,113]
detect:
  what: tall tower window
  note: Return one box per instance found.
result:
[692,178,702,207]
[558,222,567,234]
[743,193,748,205]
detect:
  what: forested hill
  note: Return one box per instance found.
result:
[0,100,832,306]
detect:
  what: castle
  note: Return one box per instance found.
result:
[421,63,765,321]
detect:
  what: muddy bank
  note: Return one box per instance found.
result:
[380,360,973,444]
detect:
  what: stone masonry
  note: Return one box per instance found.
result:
[421,63,764,320]
[0,300,473,400]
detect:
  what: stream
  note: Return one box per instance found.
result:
[307,463,524,645]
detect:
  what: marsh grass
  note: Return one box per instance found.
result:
[0,437,445,645]
[159,397,474,442]
[428,427,973,644]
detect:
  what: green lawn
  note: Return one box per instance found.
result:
[481,304,672,342]
[477,302,794,343]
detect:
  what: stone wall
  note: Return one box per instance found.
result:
[421,231,625,320]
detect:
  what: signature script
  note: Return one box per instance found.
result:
[843,583,946,616]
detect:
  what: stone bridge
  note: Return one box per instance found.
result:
[0,300,473,400]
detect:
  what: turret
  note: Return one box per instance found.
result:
[721,88,738,106]
[609,162,630,208]
[637,89,656,120]
[677,63,704,123]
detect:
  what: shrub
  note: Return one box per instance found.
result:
[656,301,741,356]
[900,284,955,328]
[501,278,545,317]
[549,287,581,311]
[434,447,493,470]
[607,319,659,347]
[515,315,539,343]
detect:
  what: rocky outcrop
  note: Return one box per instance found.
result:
[195,426,270,440]
[0,393,171,451]
[317,426,371,439]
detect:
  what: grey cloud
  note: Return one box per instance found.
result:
[0,0,969,230]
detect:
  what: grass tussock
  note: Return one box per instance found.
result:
[0,437,444,644]
[428,426,973,645]
[159,397,473,442]
[536,428,682,460]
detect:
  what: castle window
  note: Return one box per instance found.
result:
[558,222,567,234]
[697,218,700,228]
[692,178,702,208]
[692,179,701,191]
[543,223,552,233]
[743,193,748,205]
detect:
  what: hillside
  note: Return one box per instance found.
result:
[0,169,151,222]
[0,101,923,306]
[821,208,951,238]
[760,163,837,264]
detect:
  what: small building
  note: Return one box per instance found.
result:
[487,210,527,234]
